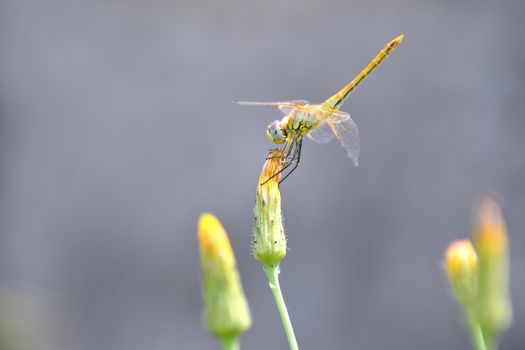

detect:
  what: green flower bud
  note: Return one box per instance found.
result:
[253,151,286,266]
[445,240,478,307]
[198,213,251,339]
[472,195,512,334]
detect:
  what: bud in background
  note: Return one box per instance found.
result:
[472,195,512,338]
[445,240,478,307]
[253,150,287,266]
[198,213,251,344]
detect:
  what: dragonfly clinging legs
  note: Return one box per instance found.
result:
[237,34,404,184]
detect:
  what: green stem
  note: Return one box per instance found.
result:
[220,335,240,350]
[467,316,486,350]
[481,328,496,350]
[264,264,299,350]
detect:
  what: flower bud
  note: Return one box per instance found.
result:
[253,150,286,266]
[198,213,251,338]
[444,240,478,307]
[472,195,512,333]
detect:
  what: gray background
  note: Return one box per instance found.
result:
[0,0,524,349]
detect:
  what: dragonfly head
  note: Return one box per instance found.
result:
[266,120,286,144]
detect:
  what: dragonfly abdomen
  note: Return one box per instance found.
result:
[322,34,404,110]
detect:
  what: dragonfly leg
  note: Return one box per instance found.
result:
[266,154,287,160]
[283,140,295,158]
[267,147,280,156]
[278,138,302,184]
[266,140,295,160]
[260,141,297,185]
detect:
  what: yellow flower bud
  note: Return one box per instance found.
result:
[472,195,512,334]
[253,151,287,266]
[198,213,251,339]
[444,240,478,307]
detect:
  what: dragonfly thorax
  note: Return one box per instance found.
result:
[266,120,287,144]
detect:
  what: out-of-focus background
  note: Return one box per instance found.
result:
[0,0,523,349]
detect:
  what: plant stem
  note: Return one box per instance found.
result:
[467,311,486,350]
[481,328,496,350]
[264,264,299,350]
[220,335,240,350]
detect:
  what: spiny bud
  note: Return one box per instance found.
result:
[253,150,286,266]
[444,240,478,307]
[198,213,251,339]
[472,195,512,333]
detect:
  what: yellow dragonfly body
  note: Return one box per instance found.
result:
[237,35,404,183]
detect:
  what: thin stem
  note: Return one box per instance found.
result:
[264,264,299,350]
[467,312,486,350]
[481,328,496,350]
[220,335,240,350]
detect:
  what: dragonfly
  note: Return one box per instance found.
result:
[237,35,404,184]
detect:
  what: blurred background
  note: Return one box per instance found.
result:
[0,0,524,349]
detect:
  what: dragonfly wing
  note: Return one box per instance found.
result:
[233,100,309,106]
[322,108,351,121]
[307,122,334,144]
[328,117,360,166]
[234,100,309,115]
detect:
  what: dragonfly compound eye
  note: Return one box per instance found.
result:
[267,121,285,144]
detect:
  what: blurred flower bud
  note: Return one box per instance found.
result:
[198,213,251,339]
[253,150,286,266]
[472,195,512,334]
[445,240,478,307]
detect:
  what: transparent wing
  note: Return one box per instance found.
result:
[327,116,360,166]
[306,108,351,144]
[321,108,351,121]
[307,122,334,144]
[234,100,309,115]
[233,100,309,106]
